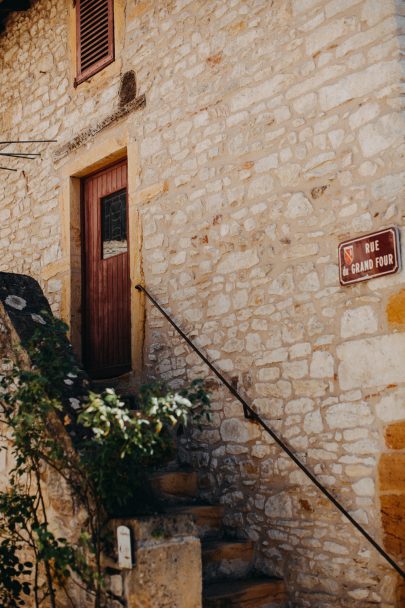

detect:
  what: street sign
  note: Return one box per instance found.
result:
[338,227,401,286]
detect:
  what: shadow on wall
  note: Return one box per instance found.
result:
[0,272,89,424]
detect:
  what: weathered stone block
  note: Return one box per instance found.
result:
[285,398,314,415]
[220,418,260,443]
[358,113,403,158]
[282,359,308,379]
[265,493,293,518]
[285,192,313,219]
[306,19,345,56]
[141,134,162,157]
[217,250,259,274]
[292,93,317,115]
[207,294,231,317]
[340,305,378,338]
[379,454,405,493]
[385,422,405,450]
[310,351,334,378]
[338,334,405,390]
[325,402,373,430]
[386,289,405,327]
[292,0,322,16]
[348,102,380,131]
[303,410,323,434]
[352,477,375,497]
[230,75,292,112]
[361,0,393,26]
[380,494,405,558]
[376,389,405,423]
[247,175,274,199]
[319,61,398,111]
[116,515,202,608]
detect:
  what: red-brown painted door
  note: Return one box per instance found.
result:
[82,160,131,379]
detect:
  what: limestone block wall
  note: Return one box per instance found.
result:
[133,1,405,605]
[1,0,405,606]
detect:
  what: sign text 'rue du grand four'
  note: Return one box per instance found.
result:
[338,227,401,286]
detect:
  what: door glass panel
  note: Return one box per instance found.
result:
[101,189,127,259]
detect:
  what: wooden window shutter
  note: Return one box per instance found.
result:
[75,0,114,85]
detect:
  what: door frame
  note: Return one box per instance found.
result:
[54,135,144,383]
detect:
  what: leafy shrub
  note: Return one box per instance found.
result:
[79,379,210,515]
[0,538,32,607]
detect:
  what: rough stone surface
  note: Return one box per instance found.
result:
[338,334,405,390]
[340,305,378,338]
[1,0,405,606]
[113,516,202,608]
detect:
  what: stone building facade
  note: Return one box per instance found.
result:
[0,0,405,606]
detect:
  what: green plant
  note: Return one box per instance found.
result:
[0,314,211,607]
[78,379,211,516]
[0,537,32,607]
[150,527,166,540]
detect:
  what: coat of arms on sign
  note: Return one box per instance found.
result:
[343,245,354,266]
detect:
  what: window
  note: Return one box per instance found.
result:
[101,189,127,259]
[75,0,114,86]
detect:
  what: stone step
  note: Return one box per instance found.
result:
[150,468,198,501]
[165,504,224,538]
[202,539,254,582]
[203,577,287,608]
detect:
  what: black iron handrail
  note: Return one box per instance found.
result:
[135,283,405,580]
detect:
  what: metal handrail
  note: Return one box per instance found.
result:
[135,283,405,580]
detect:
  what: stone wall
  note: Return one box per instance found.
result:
[1,0,405,605]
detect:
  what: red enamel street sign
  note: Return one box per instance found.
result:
[338,227,401,286]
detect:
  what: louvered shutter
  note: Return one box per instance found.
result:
[75,0,114,85]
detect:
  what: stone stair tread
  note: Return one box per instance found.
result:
[150,468,198,498]
[203,577,287,607]
[152,467,286,604]
[165,503,224,517]
[202,538,254,563]
[164,503,224,536]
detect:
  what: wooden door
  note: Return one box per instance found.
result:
[82,160,131,379]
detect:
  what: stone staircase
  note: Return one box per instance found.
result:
[150,466,288,608]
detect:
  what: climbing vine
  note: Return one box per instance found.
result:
[0,315,210,607]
